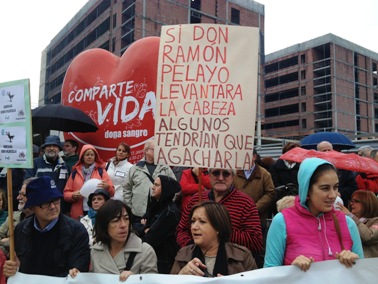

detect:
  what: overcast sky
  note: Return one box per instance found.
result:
[0,0,377,108]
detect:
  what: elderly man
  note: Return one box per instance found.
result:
[0,178,34,254]
[357,145,373,157]
[176,168,263,254]
[122,139,176,226]
[24,135,71,214]
[3,176,90,278]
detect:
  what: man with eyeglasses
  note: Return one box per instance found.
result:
[24,135,71,215]
[176,168,263,255]
[3,176,90,278]
[122,138,176,229]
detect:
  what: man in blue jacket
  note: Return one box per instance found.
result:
[3,176,90,277]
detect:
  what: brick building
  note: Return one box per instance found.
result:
[39,0,265,107]
[263,33,378,141]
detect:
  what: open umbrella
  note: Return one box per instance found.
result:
[280,147,378,174]
[32,104,98,133]
[300,132,355,150]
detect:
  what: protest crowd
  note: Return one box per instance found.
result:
[0,136,377,283]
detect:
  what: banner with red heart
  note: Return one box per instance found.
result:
[61,37,160,164]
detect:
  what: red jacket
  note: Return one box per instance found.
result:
[356,172,378,193]
[63,145,115,219]
[179,169,212,211]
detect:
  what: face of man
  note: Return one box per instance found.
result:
[317,142,333,152]
[63,142,76,156]
[44,144,60,161]
[209,169,234,194]
[32,199,61,230]
[144,141,155,163]
[17,184,27,211]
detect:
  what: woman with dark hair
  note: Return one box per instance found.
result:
[140,175,181,274]
[336,190,378,258]
[171,201,257,277]
[264,158,363,271]
[69,200,157,282]
[106,142,134,200]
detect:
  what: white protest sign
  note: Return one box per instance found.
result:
[155,24,259,169]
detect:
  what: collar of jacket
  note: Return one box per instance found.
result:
[237,165,262,180]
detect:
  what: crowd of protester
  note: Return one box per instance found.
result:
[0,136,377,282]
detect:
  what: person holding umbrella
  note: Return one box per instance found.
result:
[64,144,115,220]
[264,157,363,271]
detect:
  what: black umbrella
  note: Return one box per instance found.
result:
[300,132,355,150]
[32,104,98,133]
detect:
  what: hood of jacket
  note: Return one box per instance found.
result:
[73,144,105,169]
[298,157,334,207]
[157,175,181,204]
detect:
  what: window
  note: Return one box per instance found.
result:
[231,8,240,24]
[301,103,306,112]
[301,70,306,80]
[301,86,306,96]
[302,119,307,128]
[301,54,305,64]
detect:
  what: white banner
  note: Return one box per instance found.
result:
[8,258,378,284]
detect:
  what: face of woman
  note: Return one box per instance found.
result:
[151,177,162,200]
[307,169,339,216]
[349,196,363,218]
[108,208,130,244]
[91,195,106,211]
[191,207,219,251]
[116,145,129,161]
[83,149,96,167]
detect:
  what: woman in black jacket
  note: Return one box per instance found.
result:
[140,175,181,273]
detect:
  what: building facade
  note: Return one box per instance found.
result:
[263,33,378,141]
[39,0,265,110]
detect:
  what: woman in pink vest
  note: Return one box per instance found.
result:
[264,157,363,271]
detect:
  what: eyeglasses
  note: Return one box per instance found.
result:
[350,198,361,204]
[18,191,26,197]
[39,198,61,209]
[210,170,232,178]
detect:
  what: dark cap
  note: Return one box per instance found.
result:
[24,176,63,209]
[87,188,110,208]
[42,135,62,150]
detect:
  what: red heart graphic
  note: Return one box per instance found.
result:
[61,37,160,164]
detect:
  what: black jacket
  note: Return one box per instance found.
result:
[15,214,90,277]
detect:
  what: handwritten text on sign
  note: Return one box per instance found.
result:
[155,24,259,169]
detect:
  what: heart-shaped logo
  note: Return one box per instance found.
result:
[61,37,160,163]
